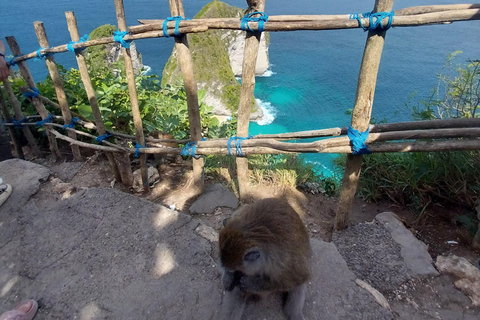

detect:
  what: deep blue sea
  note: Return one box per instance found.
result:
[1,0,479,176]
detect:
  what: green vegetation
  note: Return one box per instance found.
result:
[6,64,228,140]
[84,24,117,76]
[205,153,338,196]
[336,53,480,228]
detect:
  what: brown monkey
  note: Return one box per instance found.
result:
[218,198,311,320]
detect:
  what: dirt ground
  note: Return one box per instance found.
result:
[33,152,480,319]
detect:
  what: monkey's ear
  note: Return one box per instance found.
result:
[244,249,261,262]
[222,218,230,227]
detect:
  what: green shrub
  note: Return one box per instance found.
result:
[336,53,480,222]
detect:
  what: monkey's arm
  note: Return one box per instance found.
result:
[218,287,246,320]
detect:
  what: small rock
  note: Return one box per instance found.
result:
[195,223,219,243]
[436,255,480,306]
[189,184,238,214]
[132,166,160,192]
[51,177,72,194]
[61,186,77,200]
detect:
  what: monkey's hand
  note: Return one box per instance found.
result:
[222,270,243,291]
[239,274,264,293]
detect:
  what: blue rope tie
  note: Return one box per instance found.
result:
[36,114,55,127]
[11,117,27,128]
[227,135,253,157]
[95,132,112,143]
[62,117,80,130]
[180,138,206,158]
[67,34,90,52]
[135,142,147,158]
[181,142,198,157]
[350,11,394,31]
[22,87,40,99]
[7,56,19,66]
[163,16,191,37]
[113,31,132,49]
[35,47,53,61]
[241,12,269,32]
[347,126,372,155]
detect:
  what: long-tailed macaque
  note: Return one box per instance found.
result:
[218,198,311,320]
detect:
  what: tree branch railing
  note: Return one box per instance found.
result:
[5,5,480,67]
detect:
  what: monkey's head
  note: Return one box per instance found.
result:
[219,226,269,276]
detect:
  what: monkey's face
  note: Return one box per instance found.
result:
[220,246,266,292]
[219,227,266,275]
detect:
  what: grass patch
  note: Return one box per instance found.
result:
[205,154,339,196]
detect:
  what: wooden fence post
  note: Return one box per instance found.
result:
[6,36,62,160]
[2,80,43,158]
[33,21,83,161]
[65,11,131,185]
[335,0,395,230]
[114,0,149,192]
[236,0,266,201]
[0,88,24,158]
[167,0,205,196]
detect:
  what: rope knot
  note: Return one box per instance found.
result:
[36,114,55,127]
[11,117,27,128]
[227,135,253,157]
[113,31,132,49]
[23,87,40,99]
[95,132,112,143]
[135,142,147,158]
[347,126,372,155]
[241,12,269,32]
[63,117,80,130]
[163,16,190,37]
[35,47,53,61]
[350,11,394,31]
[67,34,90,52]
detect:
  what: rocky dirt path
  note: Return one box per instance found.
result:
[0,158,479,319]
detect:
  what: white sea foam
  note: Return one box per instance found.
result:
[141,65,152,75]
[259,69,276,77]
[255,99,276,126]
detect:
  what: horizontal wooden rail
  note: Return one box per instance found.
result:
[133,8,480,33]
[6,5,480,66]
[6,118,477,156]
[255,118,480,140]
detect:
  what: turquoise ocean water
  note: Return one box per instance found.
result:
[1,0,479,176]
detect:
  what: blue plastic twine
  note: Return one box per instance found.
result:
[135,142,147,158]
[347,126,372,155]
[241,12,268,32]
[23,87,40,99]
[67,34,90,52]
[62,117,80,130]
[11,117,27,128]
[181,142,198,158]
[163,16,190,37]
[36,114,55,127]
[227,135,253,157]
[95,132,112,143]
[350,11,394,31]
[7,56,18,66]
[113,31,132,49]
[35,47,53,61]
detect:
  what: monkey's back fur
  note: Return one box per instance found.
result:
[219,198,312,292]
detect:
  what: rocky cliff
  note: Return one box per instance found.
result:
[161,1,269,120]
[85,24,144,75]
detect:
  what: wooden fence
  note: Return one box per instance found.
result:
[1,0,479,229]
